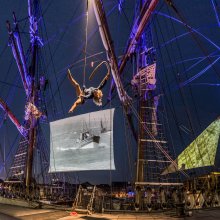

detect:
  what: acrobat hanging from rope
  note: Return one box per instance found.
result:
[67,61,110,113]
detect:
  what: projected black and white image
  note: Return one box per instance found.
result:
[49,109,115,172]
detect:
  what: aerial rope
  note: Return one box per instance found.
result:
[46,3,118,110]
[66,2,115,113]
[83,0,89,86]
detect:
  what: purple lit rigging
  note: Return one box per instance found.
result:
[155,11,220,51]
[180,57,220,87]
[211,0,220,27]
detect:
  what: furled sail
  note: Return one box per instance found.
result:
[162,118,220,175]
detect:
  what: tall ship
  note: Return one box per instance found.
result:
[0,0,219,217]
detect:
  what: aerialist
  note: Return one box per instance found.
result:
[67,61,110,113]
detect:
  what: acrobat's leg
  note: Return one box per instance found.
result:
[67,69,82,97]
[68,97,83,113]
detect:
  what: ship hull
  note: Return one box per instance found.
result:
[78,135,100,149]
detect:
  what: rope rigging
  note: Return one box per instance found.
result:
[152,16,198,177]
[165,0,220,83]
[153,8,220,182]
[165,2,202,133]
[163,2,215,172]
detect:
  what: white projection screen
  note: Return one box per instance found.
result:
[49,109,115,172]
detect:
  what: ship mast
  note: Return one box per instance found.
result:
[6,0,42,194]
[134,0,184,208]
[25,0,39,193]
[135,0,157,206]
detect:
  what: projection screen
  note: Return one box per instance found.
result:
[49,109,115,172]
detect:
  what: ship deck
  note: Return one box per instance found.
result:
[0,204,220,219]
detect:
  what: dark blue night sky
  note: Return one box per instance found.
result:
[0,0,220,184]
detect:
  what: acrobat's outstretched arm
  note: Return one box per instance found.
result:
[67,69,82,97]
